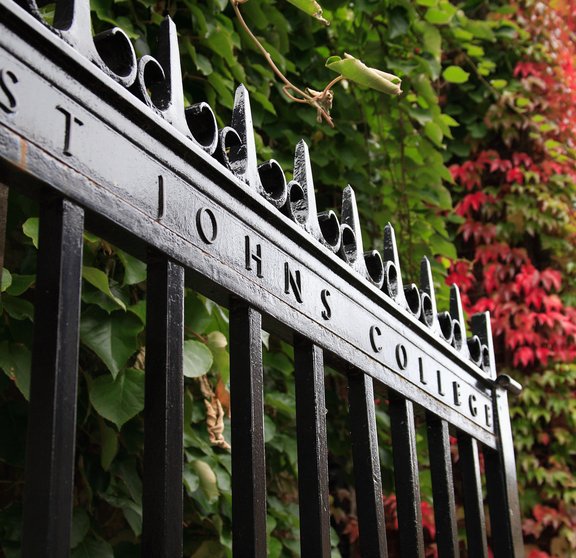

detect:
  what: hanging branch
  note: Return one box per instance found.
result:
[231,0,402,127]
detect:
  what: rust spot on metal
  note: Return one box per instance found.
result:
[19,137,27,169]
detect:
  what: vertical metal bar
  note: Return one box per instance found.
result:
[294,336,331,558]
[0,180,8,283]
[22,196,84,558]
[389,393,425,558]
[142,252,184,558]
[347,371,389,558]
[426,412,460,558]
[230,299,267,558]
[484,387,524,558]
[457,432,488,558]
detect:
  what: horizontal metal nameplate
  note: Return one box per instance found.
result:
[0,7,496,446]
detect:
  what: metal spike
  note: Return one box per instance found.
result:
[419,256,438,328]
[50,0,137,87]
[285,140,341,252]
[382,223,404,302]
[419,256,452,342]
[471,312,497,378]
[340,186,383,288]
[382,224,420,318]
[222,85,287,209]
[449,284,470,358]
[151,17,217,154]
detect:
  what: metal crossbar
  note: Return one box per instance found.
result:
[0,0,524,556]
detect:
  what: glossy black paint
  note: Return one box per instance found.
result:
[22,196,84,557]
[294,336,331,558]
[0,180,7,280]
[485,383,525,558]
[0,1,526,556]
[426,413,460,558]
[229,301,267,558]
[348,372,389,558]
[458,432,489,558]
[389,393,425,558]
[142,253,185,557]
[0,2,499,444]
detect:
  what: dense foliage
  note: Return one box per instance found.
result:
[0,0,574,556]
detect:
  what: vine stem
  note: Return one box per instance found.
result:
[231,0,339,126]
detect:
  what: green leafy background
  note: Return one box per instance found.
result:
[1,0,574,556]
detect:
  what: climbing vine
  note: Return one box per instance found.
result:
[0,0,575,556]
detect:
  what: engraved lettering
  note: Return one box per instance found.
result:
[418,357,427,385]
[0,70,18,114]
[395,344,407,370]
[196,207,218,244]
[469,394,478,417]
[284,263,303,303]
[321,289,331,320]
[452,381,462,406]
[157,175,164,220]
[369,325,382,353]
[436,370,445,396]
[245,236,263,278]
[485,404,492,427]
[56,106,84,156]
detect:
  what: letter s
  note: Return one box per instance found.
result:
[0,70,18,114]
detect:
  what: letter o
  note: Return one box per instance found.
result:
[395,344,408,370]
[196,207,218,244]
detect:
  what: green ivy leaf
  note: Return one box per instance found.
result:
[0,341,31,399]
[80,307,144,378]
[490,79,508,89]
[22,217,39,249]
[424,121,443,146]
[286,0,329,25]
[421,23,442,61]
[389,6,409,39]
[183,340,213,378]
[100,422,118,471]
[425,5,456,25]
[202,25,235,60]
[89,368,145,429]
[82,267,126,311]
[115,249,146,286]
[264,415,276,443]
[192,459,219,503]
[70,509,90,549]
[265,392,296,419]
[128,300,146,324]
[5,274,35,296]
[1,268,12,292]
[326,54,402,96]
[443,65,470,84]
[2,294,34,321]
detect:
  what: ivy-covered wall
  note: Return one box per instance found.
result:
[1,0,575,556]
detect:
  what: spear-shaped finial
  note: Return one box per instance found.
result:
[340,186,384,287]
[50,0,137,87]
[419,256,451,341]
[285,140,341,252]
[141,17,218,154]
[472,312,497,378]
[217,85,287,208]
[381,224,420,316]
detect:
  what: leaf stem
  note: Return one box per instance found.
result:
[231,0,340,126]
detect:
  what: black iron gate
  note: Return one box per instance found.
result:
[0,0,524,556]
